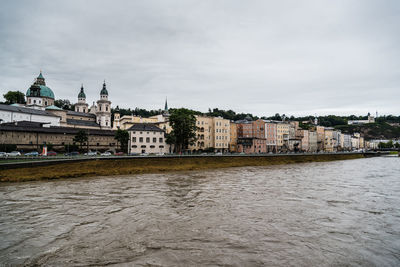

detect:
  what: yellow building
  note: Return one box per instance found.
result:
[190,116,230,152]
[213,117,230,152]
[276,122,290,151]
[229,122,238,152]
[316,126,325,151]
[324,128,334,152]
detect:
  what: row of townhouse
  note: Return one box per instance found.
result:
[123,113,368,154]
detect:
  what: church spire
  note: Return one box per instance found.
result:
[164,97,168,111]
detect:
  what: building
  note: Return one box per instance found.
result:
[237,138,267,154]
[342,134,352,150]
[308,131,318,152]
[264,120,277,152]
[348,113,375,125]
[26,71,55,108]
[276,122,290,152]
[213,117,230,152]
[300,129,309,152]
[0,121,118,152]
[0,104,61,127]
[127,124,167,154]
[324,128,334,152]
[190,116,230,152]
[229,122,238,152]
[3,72,112,130]
[316,126,325,151]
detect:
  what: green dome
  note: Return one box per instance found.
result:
[78,85,86,98]
[26,85,55,99]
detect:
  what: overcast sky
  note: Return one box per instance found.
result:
[0,0,399,117]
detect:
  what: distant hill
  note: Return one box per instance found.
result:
[335,122,400,140]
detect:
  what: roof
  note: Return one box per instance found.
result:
[78,85,86,98]
[100,81,108,95]
[127,123,164,132]
[67,110,96,118]
[0,104,59,117]
[26,85,55,99]
[66,119,100,127]
[46,105,63,110]
[37,72,44,79]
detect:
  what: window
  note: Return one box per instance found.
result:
[141,145,146,148]
[133,137,137,142]
[153,138,156,143]
[159,138,163,143]
[146,137,150,143]
[159,145,164,148]
[150,145,155,148]
[139,137,143,143]
[106,106,108,111]
[132,145,137,148]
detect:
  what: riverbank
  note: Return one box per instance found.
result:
[0,153,369,182]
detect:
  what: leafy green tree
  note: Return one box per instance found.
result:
[54,99,74,110]
[73,130,88,150]
[114,129,129,152]
[168,108,197,153]
[3,91,26,104]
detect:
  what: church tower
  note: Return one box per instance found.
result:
[75,84,89,113]
[96,81,112,128]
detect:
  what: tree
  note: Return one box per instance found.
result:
[114,129,129,152]
[168,108,197,153]
[3,91,26,104]
[54,99,74,110]
[73,130,88,150]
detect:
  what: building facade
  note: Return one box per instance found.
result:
[127,124,167,154]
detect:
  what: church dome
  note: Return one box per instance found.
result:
[26,85,55,99]
[26,72,55,99]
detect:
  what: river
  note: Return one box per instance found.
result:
[0,157,399,266]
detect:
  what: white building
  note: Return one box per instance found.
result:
[0,104,60,127]
[128,124,168,154]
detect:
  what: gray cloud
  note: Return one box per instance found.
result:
[0,0,399,117]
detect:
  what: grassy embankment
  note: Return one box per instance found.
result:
[0,154,364,182]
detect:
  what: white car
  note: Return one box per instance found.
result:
[84,151,98,156]
[7,151,21,157]
[101,152,112,156]
[0,152,7,157]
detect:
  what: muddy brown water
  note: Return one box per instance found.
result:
[0,157,399,266]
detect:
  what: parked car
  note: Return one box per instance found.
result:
[7,151,21,157]
[84,151,98,156]
[140,153,149,156]
[65,151,80,156]
[47,151,57,156]
[101,151,112,156]
[25,151,39,156]
[115,152,124,156]
[0,152,7,157]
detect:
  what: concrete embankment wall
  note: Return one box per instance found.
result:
[0,153,370,182]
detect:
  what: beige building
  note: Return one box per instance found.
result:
[308,131,318,152]
[324,128,334,152]
[190,116,230,152]
[229,122,238,152]
[0,121,118,152]
[276,122,290,151]
[300,129,309,152]
[316,126,325,151]
[127,124,168,154]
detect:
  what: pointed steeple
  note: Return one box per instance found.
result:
[78,84,86,98]
[164,97,168,111]
[100,80,108,95]
[37,70,44,79]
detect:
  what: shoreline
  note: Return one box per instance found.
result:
[0,153,370,183]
